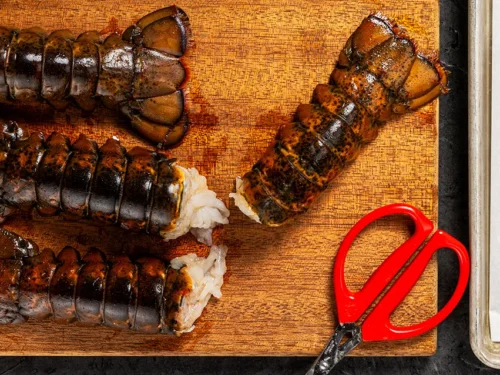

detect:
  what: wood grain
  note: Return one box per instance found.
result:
[0,0,439,356]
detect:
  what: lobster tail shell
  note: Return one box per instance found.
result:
[18,249,58,320]
[103,255,136,330]
[233,13,449,226]
[75,249,107,324]
[0,258,24,324]
[0,122,176,233]
[336,13,449,115]
[0,121,230,245]
[0,6,191,148]
[0,228,227,335]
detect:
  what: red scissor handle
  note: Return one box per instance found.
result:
[361,229,469,341]
[333,203,470,341]
[334,203,435,323]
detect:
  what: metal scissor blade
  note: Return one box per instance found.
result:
[306,323,362,375]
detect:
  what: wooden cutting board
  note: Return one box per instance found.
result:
[0,0,439,356]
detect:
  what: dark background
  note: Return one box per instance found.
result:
[0,0,484,373]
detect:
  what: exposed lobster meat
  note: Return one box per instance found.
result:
[0,121,229,244]
[0,227,227,334]
[231,14,449,226]
[0,6,190,148]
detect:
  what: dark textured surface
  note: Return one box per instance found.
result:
[0,0,482,373]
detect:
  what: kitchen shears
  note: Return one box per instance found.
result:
[307,203,470,375]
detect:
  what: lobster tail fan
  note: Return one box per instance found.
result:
[122,6,190,148]
[127,91,185,125]
[392,55,449,113]
[123,105,189,148]
[136,7,188,57]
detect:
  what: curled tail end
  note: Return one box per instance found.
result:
[335,13,449,116]
[392,54,449,114]
[122,6,191,148]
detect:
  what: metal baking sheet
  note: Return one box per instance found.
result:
[489,0,500,342]
[469,0,500,368]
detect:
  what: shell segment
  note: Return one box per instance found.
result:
[18,249,58,319]
[49,247,81,322]
[70,31,100,112]
[75,249,107,324]
[133,257,166,333]
[5,29,45,102]
[88,137,127,224]
[42,30,74,110]
[35,133,71,216]
[119,146,157,231]
[103,255,136,329]
[61,134,98,217]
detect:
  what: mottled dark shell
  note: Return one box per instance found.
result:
[61,135,98,217]
[0,259,22,310]
[0,27,14,103]
[96,34,135,108]
[0,228,195,334]
[0,122,185,238]
[3,132,45,211]
[42,30,74,110]
[5,29,45,102]
[162,266,192,334]
[70,31,100,112]
[149,158,184,233]
[35,133,71,216]
[240,13,449,226]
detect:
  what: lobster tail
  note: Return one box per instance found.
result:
[0,121,229,244]
[121,6,190,148]
[232,13,449,226]
[0,228,227,335]
[0,6,191,148]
